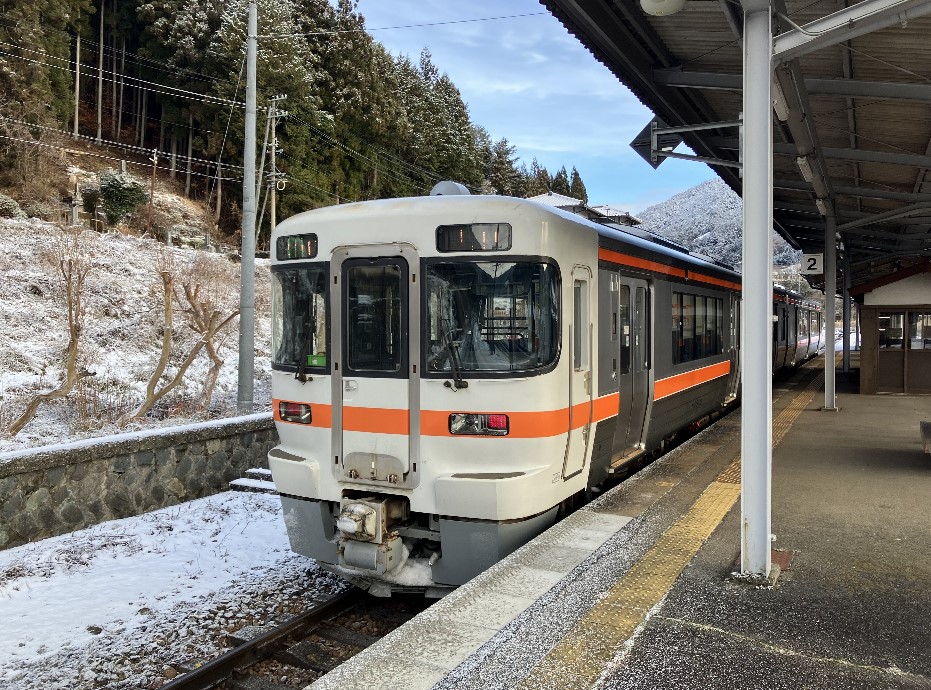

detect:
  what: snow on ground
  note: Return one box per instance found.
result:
[0,216,272,454]
[0,490,347,690]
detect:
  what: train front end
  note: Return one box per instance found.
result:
[267,194,597,596]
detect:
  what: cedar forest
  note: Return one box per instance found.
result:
[0,0,591,239]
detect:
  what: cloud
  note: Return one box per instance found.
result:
[352,0,712,207]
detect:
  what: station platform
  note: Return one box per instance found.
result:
[310,354,931,690]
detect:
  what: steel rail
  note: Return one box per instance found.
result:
[160,590,362,690]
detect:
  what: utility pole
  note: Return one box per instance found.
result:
[73,21,81,137]
[96,1,104,143]
[270,95,287,238]
[146,149,158,236]
[237,0,258,414]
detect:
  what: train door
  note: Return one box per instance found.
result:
[727,293,740,400]
[616,277,650,456]
[787,306,799,366]
[563,266,593,479]
[331,245,420,488]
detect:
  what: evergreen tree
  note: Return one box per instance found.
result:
[551,165,571,196]
[527,158,550,196]
[0,0,91,122]
[569,166,588,204]
[487,138,520,196]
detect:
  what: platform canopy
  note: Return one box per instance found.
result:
[539,0,931,290]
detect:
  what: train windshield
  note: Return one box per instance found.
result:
[425,261,559,374]
[271,264,328,370]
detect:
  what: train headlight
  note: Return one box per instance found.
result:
[448,413,509,436]
[278,401,312,424]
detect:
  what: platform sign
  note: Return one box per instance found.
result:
[630,117,683,169]
[800,253,823,275]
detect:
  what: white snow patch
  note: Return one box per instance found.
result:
[0,491,346,688]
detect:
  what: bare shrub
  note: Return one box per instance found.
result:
[124,250,240,421]
[70,377,136,433]
[4,227,97,436]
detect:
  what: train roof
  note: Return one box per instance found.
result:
[275,193,742,285]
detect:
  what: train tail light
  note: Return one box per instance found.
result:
[278,401,312,424]
[449,413,509,436]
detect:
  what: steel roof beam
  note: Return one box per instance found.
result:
[542,0,742,189]
[773,0,931,63]
[776,177,931,202]
[710,137,931,167]
[838,201,931,230]
[653,70,931,103]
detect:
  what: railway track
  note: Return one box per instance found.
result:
[160,590,432,689]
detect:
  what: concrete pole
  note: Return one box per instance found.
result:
[185,112,193,197]
[271,112,277,236]
[146,149,158,236]
[237,0,258,414]
[740,4,774,578]
[842,244,851,372]
[824,211,837,409]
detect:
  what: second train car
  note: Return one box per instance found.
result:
[268,187,819,596]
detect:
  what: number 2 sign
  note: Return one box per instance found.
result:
[799,253,823,275]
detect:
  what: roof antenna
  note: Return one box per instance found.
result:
[430,181,470,196]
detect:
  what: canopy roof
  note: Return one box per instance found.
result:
[540,0,931,290]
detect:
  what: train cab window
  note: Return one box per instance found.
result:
[271,265,328,371]
[425,260,559,374]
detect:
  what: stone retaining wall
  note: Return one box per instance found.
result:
[0,414,277,550]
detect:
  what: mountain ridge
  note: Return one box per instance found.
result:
[636,178,799,268]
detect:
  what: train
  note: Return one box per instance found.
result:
[267,186,823,597]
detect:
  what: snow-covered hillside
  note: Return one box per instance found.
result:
[0,218,271,454]
[637,178,799,267]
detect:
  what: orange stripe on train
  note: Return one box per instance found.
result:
[653,361,732,401]
[598,248,741,291]
[275,394,621,438]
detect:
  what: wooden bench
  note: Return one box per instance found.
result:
[922,421,931,454]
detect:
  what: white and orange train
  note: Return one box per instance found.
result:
[267,187,822,596]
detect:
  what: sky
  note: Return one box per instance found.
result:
[353,0,717,213]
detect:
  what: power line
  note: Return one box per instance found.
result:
[0,114,244,172]
[285,113,435,192]
[0,45,244,108]
[0,13,223,85]
[0,133,242,182]
[259,11,548,39]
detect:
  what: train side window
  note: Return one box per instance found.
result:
[672,292,681,365]
[715,298,724,354]
[695,295,707,359]
[682,293,695,362]
[619,285,631,374]
[573,279,590,371]
[635,286,649,371]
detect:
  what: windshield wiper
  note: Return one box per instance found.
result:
[441,326,468,391]
[294,321,313,383]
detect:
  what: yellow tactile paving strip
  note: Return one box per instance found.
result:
[516,370,826,690]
